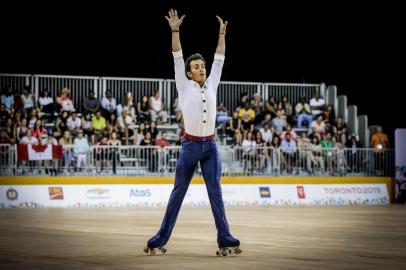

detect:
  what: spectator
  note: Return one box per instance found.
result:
[116,91,133,118]
[242,131,256,173]
[281,133,297,174]
[108,131,121,174]
[37,89,56,116]
[13,91,24,114]
[306,136,324,174]
[155,131,170,148]
[251,93,264,125]
[81,112,94,143]
[129,105,138,124]
[260,113,272,127]
[27,108,38,129]
[149,89,168,124]
[140,131,157,171]
[117,109,134,144]
[237,92,249,110]
[83,90,100,115]
[280,124,297,141]
[0,103,10,127]
[321,132,335,174]
[148,121,159,141]
[334,116,347,145]
[172,97,182,123]
[138,95,151,123]
[136,122,147,145]
[32,119,46,141]
[345,133,362,173]
[91,111,107,142]
[16,118,29,143]
[53,116,67,140]
[238,103,255,121]
[269,135,281,173]
[4,118,16,144]
[259,123,273,145]
[310,115,326,136]
[20,129,39,174]
[67,111,82,136]
[265,96,277,117]
[73,129,89,172]
[371,126,389,150]
[41,130,59,176]
[56,87,75,112]
[101,89,117,121]
[94,136,109,173]
[0,129,11,144]
[271,109,287,135]
[21,86,35,115]
[216,101,230,126]
[295,96,312,128]
[323,105,335,126]
[309,90,325,117]
[226,111,241,140]
[254,131,267,172]
[1,85,14,113]
[59,130,74,173]
[278,96,293,123]
[241,112,254,134]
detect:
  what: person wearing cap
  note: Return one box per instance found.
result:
[145,9,240,255]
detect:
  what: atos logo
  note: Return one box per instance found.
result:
[130,189,151,197]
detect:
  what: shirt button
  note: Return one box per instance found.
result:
[204,110,207,113]
[201,91,204,94]
[203,120,206,123]
[203,100,206,102]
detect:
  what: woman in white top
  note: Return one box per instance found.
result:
[37,89,56,115]
[148,90,168,123]
[241,131,256,173]
[21,88,35,113]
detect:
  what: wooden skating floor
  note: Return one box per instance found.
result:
[1,205,406,269]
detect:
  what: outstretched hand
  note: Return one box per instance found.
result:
[165,9,185,31]
[216,16,228,34]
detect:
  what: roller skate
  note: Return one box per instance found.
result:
[216,235,241,257]
[143,246,167,255]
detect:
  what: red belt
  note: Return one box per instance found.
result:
[184,133,215,142]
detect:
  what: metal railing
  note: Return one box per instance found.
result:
[0,144,394,177]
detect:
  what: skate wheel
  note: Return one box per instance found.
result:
[143,247,149,254]
[221,249,228,256]
[159,247,167,254]
[216,250,220,256]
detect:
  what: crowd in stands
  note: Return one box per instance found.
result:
[0,84,390,175]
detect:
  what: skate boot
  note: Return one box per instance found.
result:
[144,235,168,255]
[216,235,242,257]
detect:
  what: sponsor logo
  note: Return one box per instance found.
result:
[87,188,110,195]
[259,187,271,198]
[86,188,111,200]
[49,187,64,200]
[297,186,306,199]
[6,188,18,201]
[130,189,151,197]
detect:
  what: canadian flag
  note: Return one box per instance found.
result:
[17,144,63,161]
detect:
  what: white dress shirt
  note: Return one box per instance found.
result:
[173,50,224,137]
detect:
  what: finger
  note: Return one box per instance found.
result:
[224,21,228,29]
[179,15,186,23]
[170,9,174,17]
[174,10,178,18]
[165,16,170,21]
[168,10,173,18]
[216,15,223,23]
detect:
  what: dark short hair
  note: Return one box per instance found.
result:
[185,53,205,77]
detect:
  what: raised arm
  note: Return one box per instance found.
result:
[215,16,228,55]
[165,9,185,52]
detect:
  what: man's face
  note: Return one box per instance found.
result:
[188,59,206,85]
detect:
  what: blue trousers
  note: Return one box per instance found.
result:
[148,138,232,247]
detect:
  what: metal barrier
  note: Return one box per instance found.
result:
[0,73,32,92]
[33,74,100,113]
[1,144,394,177]
[264,83,323,109]
[101,77,166,111]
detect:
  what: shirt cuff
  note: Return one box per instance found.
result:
[172,50,183,59]
[214,53,225,61]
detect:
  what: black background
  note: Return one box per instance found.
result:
[1,1,404,144]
